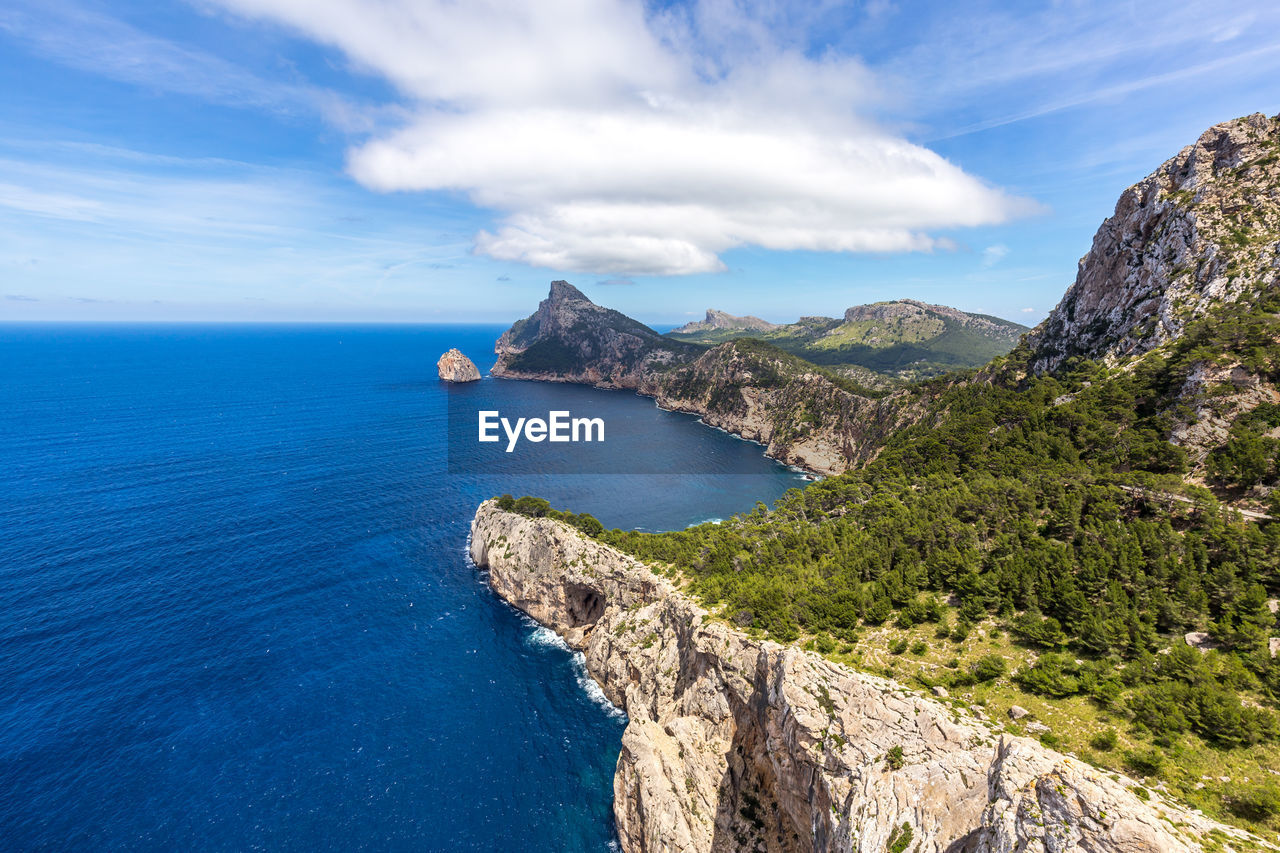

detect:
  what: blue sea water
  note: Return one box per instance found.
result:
[0,324,805,852]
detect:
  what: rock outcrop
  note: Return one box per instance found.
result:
[470,502,1258,853]
[1026,112,1280,375]
[437,348,481,382]
[492,281,700,388]
[1018,112,1280,483]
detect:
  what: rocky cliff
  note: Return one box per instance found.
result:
[471,502,1258,853]
[1019,112,1280,476]
[650,341,921,475]
[1026,112,1280,375]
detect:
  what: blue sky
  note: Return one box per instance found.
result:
[1,0,1277,325]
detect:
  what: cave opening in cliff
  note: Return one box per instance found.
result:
[564,584,605,628]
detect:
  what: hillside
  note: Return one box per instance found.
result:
[492,112,1280,842]
[667,298,1028,382]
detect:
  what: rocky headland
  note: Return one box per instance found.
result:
[490,282,919,475]
[471,501,1261,852]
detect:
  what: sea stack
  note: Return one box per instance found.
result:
[437,348,481,382]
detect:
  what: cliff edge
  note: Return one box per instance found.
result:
[470,501,1258,853]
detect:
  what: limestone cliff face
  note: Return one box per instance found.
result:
[649,342,920,475]
[1026,112,1280,375]
[470,502,1254,853]
[436,348,481,382]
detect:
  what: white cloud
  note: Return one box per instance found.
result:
[1021,307,1036,313]
[209,0,1035,276]
[981,244,1010,267]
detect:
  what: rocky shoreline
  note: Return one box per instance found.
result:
[469,500,1258,852]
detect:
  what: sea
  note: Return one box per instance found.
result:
[0,324,805,851]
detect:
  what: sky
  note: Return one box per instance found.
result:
[0,0,1277,325]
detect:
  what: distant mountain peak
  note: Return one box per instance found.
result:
[492,281,699,385]
[547,280,590,304]
[672,309,779,334]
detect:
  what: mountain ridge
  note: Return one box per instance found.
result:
[666,298,1028,382]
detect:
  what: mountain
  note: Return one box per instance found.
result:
[670,308,779,335]
[666,298,1028,380]
[492,280,703,387]
[1026,112,1280,374]
[1017,112,1280,480]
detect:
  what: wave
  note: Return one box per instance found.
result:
[525,622,628,722]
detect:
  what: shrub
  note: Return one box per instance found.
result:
[1123,748,1164,779]
[1089,728,1118,752]
[971,654,1007,682]
[1014,653,1082,698]
[887,822,913,853]
[885,745,905,770]
[512,495,552,517]
[1012,613,1067,648]
[1228,783,1280,822]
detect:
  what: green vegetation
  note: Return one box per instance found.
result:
[1208,403,1280,490]
[886,821,913,853]
[661,337,886,401]
[494,494,605,537]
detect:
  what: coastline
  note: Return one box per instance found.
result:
[469,500,1256,853]
[489,371,842,478]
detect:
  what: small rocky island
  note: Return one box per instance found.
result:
[437,348,481,382]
